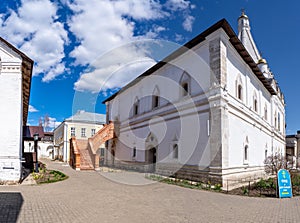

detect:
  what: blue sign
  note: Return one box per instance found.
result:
[278,169,292,198]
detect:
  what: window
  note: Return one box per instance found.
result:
[237,85,243,100]
[132,147,136,158]
[152,86,160,109]
[264,105,268,121]
[182,82,189,96]
[71,127,76,136]
[153,95,159,108]
[133,98,139,116]
[81,128,86,137]
[173,144,178,159]
[274,113,277,129]
[278,112,281,131]
[244,145,249,163]
[254,99,258,112]
[180,72,190,97]
[100,148,105,157]
[265,150,268,159]
[91,129,96,137]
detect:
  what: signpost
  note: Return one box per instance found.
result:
[277,169,292,198]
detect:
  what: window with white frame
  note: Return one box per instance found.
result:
[91,129,96,137]
[71,127,76,136]
[81,128,86,137]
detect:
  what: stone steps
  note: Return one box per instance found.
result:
[80,149,94,170]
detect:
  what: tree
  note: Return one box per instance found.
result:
[264,153,288,175]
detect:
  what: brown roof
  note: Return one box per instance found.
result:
[0,37,34,125]
[23,126,45,138]
[103,19,278,104]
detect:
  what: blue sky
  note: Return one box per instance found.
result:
[0,0,299,135]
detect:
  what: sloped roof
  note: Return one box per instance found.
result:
[23,126,45,138]
[65,110,106,124]
[103,18,278,104]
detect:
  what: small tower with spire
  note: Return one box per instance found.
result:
[237,10,261,63]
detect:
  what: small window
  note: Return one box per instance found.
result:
[91,129,96,137]
[254,99,258,112]
[182,82,189,96]
[237,85,243,100]
[244,145,249,163]
[81,128,86,137]
[265,149,268,159]
[100,148,105,157]
[264,106,268,120]
[153,95,159,108]
[134,100,139,115]
[132,147,136,158]
[71,127,76,136]
[173,144,178,159]
[278,113,281,131]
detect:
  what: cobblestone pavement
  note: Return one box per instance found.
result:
[0,159,300,223]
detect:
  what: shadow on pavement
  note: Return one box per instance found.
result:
[0,192,23,223]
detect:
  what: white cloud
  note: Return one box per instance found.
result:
[183,15,195,32]
[74,43,157,93]
[29,105,39,113]
[0,0,68,82]
[68,0,196,93]
[165,0,191,11]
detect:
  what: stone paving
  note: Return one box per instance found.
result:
[0,159,300,223]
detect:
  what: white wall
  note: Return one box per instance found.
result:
[0,48,23,181]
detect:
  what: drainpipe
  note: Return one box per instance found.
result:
[63,124,68,163]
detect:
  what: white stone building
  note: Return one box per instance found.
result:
[286,132,300,169]
[103,13,285,188]
[0,37,33,182]
[53,110,106,162]
[23,126,54,159]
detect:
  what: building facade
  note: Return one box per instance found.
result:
[23,126,54,159]
[0,37,33,182]
[286,132,300,169]
[53,110,106,162]
[103,13,285,189]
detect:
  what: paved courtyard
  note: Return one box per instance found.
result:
[0,160,300,223]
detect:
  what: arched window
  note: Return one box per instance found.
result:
[180,72,190,97]
[264,104,268,121]
[236,74,243,101]
[173,144,178,159]
[278,112,281,131]
[237,85,243,100]
[133,97,139,116]
[132,147,136,158]
[253,91,258,112]
[152,86,160,109]
[244,145,249,164]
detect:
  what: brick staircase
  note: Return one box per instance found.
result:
[69,122,115,171]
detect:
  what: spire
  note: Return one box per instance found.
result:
[237,11,261,63]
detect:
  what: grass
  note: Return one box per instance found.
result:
[31,164,68,184]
